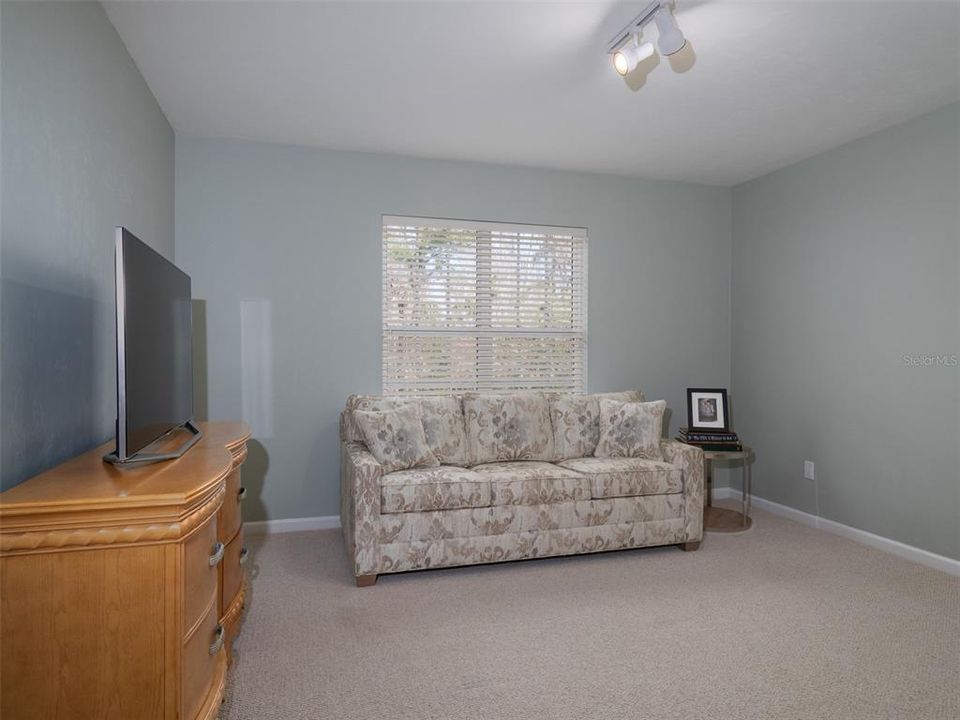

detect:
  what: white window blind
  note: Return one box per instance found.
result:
[382,216,587,394]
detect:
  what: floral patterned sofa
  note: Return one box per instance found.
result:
[340,390,704,586]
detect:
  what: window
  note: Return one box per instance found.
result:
[382,216,587,394]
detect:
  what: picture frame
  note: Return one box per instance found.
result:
[686,388,730,432]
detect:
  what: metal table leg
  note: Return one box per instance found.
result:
[705,458,713,509]
[740,458,750,527]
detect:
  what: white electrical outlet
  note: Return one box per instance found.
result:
[804,460,815,481]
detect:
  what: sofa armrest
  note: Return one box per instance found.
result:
[660,439,704,542]
[340,440,383,576]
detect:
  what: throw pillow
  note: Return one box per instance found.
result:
[353,406,440,474]
[343,395,415,443]
[595,399,666,461]
[345,394,470,467]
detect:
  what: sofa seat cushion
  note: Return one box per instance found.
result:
[377,495,686,544]
[471,461,591,506]
[381,466,491,514]
[557,457,683,499]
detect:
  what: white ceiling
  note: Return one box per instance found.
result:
[104,0,960,186]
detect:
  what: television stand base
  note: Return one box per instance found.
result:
[103,420,203,465]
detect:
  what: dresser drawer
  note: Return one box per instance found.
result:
[222,527,247,610]
[183,514,221,633]
[219,469,244,543]
[181,601,224,720]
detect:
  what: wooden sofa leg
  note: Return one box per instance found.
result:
[679,541,701,552]
[356,574,378,587]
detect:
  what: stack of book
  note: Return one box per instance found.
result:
[677,428,742,452]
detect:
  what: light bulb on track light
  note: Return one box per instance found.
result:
[612,33,655,76]
[653,5,686,56]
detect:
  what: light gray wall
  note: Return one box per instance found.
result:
[731,103,960,559]
[1,1,174,490]
[175,137,732,522]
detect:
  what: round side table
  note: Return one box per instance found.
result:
[701,446,753,533]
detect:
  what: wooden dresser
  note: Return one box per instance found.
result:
[0,422,251,720]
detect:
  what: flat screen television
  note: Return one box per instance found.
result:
[105,227,200,464]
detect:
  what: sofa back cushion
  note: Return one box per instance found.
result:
[462,393,555,465]
[342,394,470,467]
[417,396,470,467]
[549,390,645,460]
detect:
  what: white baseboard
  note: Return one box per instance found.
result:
[245,515,341,535]
[712,487,960,577]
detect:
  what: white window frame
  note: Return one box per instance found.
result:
[382,215,588,394]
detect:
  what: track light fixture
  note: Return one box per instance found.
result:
[653,4,686,56]
[608,0,687,75]
[612,33,656,76]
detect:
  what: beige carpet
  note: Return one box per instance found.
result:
[220,507,959,720]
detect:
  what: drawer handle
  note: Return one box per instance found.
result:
[237,487,247,501]
[209,625,225,656]
[208,542,225,567]
[239,547,249,566]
